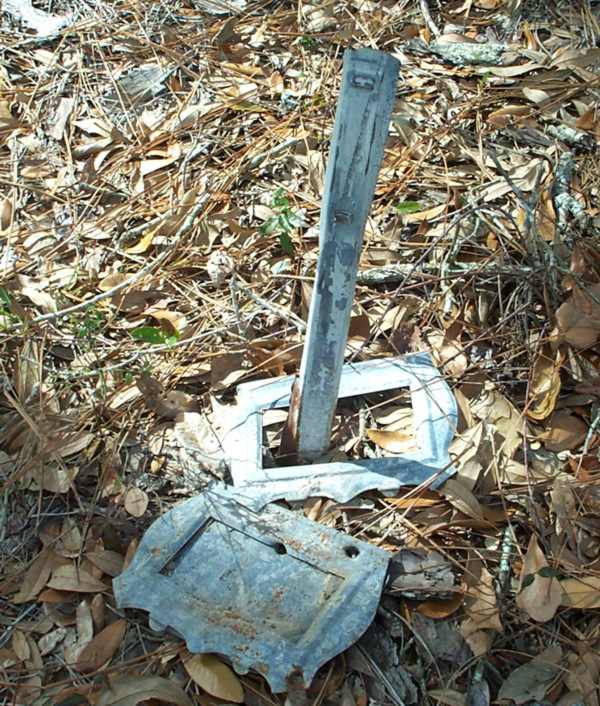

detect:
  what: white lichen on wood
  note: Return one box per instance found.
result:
[430,41,506,66]
[546,124,596,150]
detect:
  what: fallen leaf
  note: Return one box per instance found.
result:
[498,646,563,704]
[76,619,126,673]
[471,386,522,458]
[137,374,198,419]
[516,535,561,622]
[560,576,600,608]
[210,352,248,390]
[13,547,58,604]
[428,688,466,706]
[461,563,502,643]
[367,428,416,454]
[183,653,244,702]
[440,478,483,519]
[488,105,532,128]
[539,411,587,452]
[96,675,194,706]
[556,284,600,348]
[124,487,149,518]
[47,565,107,593]
[527,348,562,420]
[86,550,124,577]
[417,591,465,619]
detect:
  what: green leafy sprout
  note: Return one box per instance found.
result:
[260,188,306,257]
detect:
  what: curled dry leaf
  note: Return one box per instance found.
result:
[367,428,416,454]
[183,653,244,703]
[527,348,562,420]
[96,674,194,706]
[516,535,561,622]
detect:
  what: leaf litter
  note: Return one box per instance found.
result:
[2,0,600,704]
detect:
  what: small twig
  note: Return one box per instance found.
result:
[231,278,307,332]
[419,0,441,37]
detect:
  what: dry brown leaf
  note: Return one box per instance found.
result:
[86,550,124,577]
[462,565,502,635]
[367,428,416,454]
[183,653,244,702]
[137,374,198,419]
[564,649,600,706]
[417,591,465,619]
[427,331,468,378]
[471,387,522,458]
[527,348,562,420]
[556,284,600,348]
[33,464,79,494]
[539,411,587,452]
[488,105,532,127]
[560,576,600,608]
[440,478,483,519]
[12,630,30,661]
[210,352,248,390]
[98,273,129,291]
[47,565,107,593]
[516,535,561,622]
[96,674,194,706]
[76,619,126,673]
[124,487,149,518]
[13,547,59,604]
[498,646,562,704]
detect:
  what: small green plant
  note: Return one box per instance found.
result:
[260,188,305,257]
[131,325,179,346]
[72,306,106,340]
[0,287,18,328]
[394,201,422,214]
[299,35,317,50]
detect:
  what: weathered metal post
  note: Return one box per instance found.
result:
[295,48,399,462]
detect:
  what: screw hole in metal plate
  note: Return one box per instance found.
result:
[344,546,360,558]
[273,542,287,555]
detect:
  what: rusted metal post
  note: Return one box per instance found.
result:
[295,48,399,462]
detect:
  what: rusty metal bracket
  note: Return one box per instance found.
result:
[223,353,457,511]
[114,486,389,693]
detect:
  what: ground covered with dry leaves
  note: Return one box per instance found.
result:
[2,0,600,704]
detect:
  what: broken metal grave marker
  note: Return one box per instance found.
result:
[225,352,457,510]
[114,487,389,693]
[115,48,458,696]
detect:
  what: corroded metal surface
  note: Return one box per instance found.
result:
[114,487,389,693]
[295,48,400,461]
[224,353,457,510]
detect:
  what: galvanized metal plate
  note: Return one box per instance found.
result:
[223,353,457,510]
[114,486,389,693]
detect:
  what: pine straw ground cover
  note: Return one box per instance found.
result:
[2,0,600,704]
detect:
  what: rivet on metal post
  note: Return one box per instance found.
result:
[294,48,400,462]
